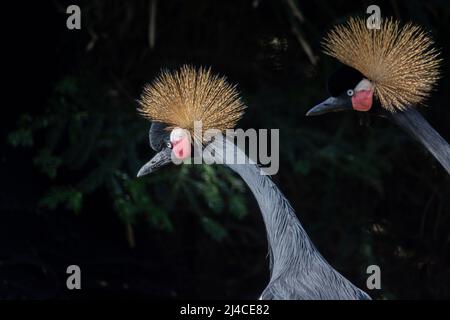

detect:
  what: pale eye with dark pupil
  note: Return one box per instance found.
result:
[347,89,354,96]
[166,142,172,149]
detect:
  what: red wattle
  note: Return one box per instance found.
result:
[172,137,191,160]
[351,90,373,112]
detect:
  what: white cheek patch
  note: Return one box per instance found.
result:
[170,127,188,143]
[169,127,192,160]
[354,79,373,92]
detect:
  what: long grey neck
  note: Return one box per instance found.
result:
[206,135,318,279]
[387,108,450,175]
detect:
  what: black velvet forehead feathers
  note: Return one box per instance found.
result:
[149,122,170,152]
[327,64,364,97]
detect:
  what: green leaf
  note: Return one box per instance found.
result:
[229,194,247,220]
[294,160,311,175]
[201,216,228,242]
[33,149,62,179]
[146,205,173,232]
[55,77,79,96]
[7,128,33,147]
[67,191,83,214]
[39,187,83,214]
[203,184,224,213]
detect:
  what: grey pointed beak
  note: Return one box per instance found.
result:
[137,148,173,177]
[306,96,352,116]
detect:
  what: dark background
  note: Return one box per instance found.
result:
[1,0,449,299]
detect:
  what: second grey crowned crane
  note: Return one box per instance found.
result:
[306,17,450,175]
[136,65,370,300]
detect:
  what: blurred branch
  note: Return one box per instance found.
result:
[285,0,318,65]
[390,0,401,18]
[286,0,305,22]
[148,0,157,50]
[419,192,434,239]
[126,222,136,248]
[86,28,98,52]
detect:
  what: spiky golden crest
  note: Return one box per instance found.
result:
[138,65,245,142]
[323,17,441,112]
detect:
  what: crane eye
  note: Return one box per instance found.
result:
[347,89,354,97]
[166,142,173,149]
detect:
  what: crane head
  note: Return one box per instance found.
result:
[137,122,192,177]
[306,17,441,117]
[136,65,245,177]
[306,64,377,116]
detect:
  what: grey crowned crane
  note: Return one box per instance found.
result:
[306,17,450,174]
[136,65,370,300]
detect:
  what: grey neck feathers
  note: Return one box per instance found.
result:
[388,108,450,175]
[206,135,315,278]
[205,135,369,299]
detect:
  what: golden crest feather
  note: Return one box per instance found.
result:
[138,65,246,141]
[323,17,441,112]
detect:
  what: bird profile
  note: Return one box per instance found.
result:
[322,17,441,112]
[138,65,246,142]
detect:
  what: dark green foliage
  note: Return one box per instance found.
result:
[8,74,247,238]
[39,186,83,214]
